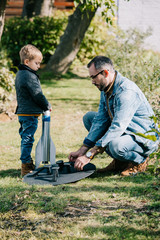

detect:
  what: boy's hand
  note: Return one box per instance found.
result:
[49,105,52,111]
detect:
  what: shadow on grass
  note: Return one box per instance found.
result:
[83,225,160,239]
[60,183,159,202]
[0,167,158,202]
[46,171,159,201]
[0,166,159,214]
[0,173,159,214]
[46,96,99,107]
[0,168,21,178]
[91,170,156,184]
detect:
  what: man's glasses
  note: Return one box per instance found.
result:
[90,70,104,79]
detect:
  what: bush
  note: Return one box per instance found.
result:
[104,28,160,95]
[0,50,15,104]
[0,67,15,101]
[1,12,68,66]
[77,16,109,64]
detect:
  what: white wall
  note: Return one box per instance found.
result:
[117,0,160,52]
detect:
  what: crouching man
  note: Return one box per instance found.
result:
[68,56,159,176]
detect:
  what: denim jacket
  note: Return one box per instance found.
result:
[83,71,159,153]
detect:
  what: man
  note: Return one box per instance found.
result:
[68,56,159,176]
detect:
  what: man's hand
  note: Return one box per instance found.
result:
[68,151,80,162]
[69,145,105,170]
[74,156,91,171]
[68,145,89,162]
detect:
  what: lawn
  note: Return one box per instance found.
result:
[0,69,159,240]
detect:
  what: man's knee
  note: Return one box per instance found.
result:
[108,139,124,158]
[83,111,97,131]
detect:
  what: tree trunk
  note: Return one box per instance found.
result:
[22,0,34,18]
[0,0,7,41]
[35,0,54,17]
[22,0,54,18]
[45,3,97,74]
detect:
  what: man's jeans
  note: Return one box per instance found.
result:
[83,111,150,164]
[18,116,38,164]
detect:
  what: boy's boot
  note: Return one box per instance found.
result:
[121,157,149,176]
[21,160,35,177]
[97,159,129,173]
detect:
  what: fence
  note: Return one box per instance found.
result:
[5,0,74,18]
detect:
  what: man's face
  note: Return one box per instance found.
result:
[88,63,108,91]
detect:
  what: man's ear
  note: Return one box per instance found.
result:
[104,70,109,77]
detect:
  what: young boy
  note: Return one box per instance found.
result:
[15,44,51,177]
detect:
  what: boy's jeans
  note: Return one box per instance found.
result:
[83,111,150,164]
[18,116,38,164]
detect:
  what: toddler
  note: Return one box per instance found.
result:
[15,44,51,176]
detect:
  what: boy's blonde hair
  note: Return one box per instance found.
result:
[19,44,42,64]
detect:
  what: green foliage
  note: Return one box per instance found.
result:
[74,0,116,25]
[0,68,14,92]
[137,116,160,174]
[0,49,12,69]
[77,23,160,96]
[0,50,15,103]
[77,16,109,63]
[74,0,102,10]
[105,28,160,94]
[135,133,157,142]
[74,0,115,12]
[1,12,68,65]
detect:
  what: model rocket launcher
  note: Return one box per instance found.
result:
[23,110,96,185]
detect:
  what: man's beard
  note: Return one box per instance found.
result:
[98,83,105,91]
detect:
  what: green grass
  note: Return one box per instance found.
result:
[0,70,160,240]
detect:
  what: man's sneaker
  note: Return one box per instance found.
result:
[121,157,149,176]
[21,160,35,177]
[97,159,129,173]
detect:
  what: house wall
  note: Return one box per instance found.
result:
[117,0,160,52]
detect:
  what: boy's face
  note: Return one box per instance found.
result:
[24,56,42,71]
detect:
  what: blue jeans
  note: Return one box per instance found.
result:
[83,111,149,164]
[18,116,38,164]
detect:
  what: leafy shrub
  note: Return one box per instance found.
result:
[0,67,15,101]
[104,28,160,95]
[0,48,13,69]
[0,50,15,104]
[77,16,109,64]
[136,116,160,175]
[1,12,68,65]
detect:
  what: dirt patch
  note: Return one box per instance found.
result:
[0,111,17,122]
[0,112,11,122]
[0,99,17,122]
